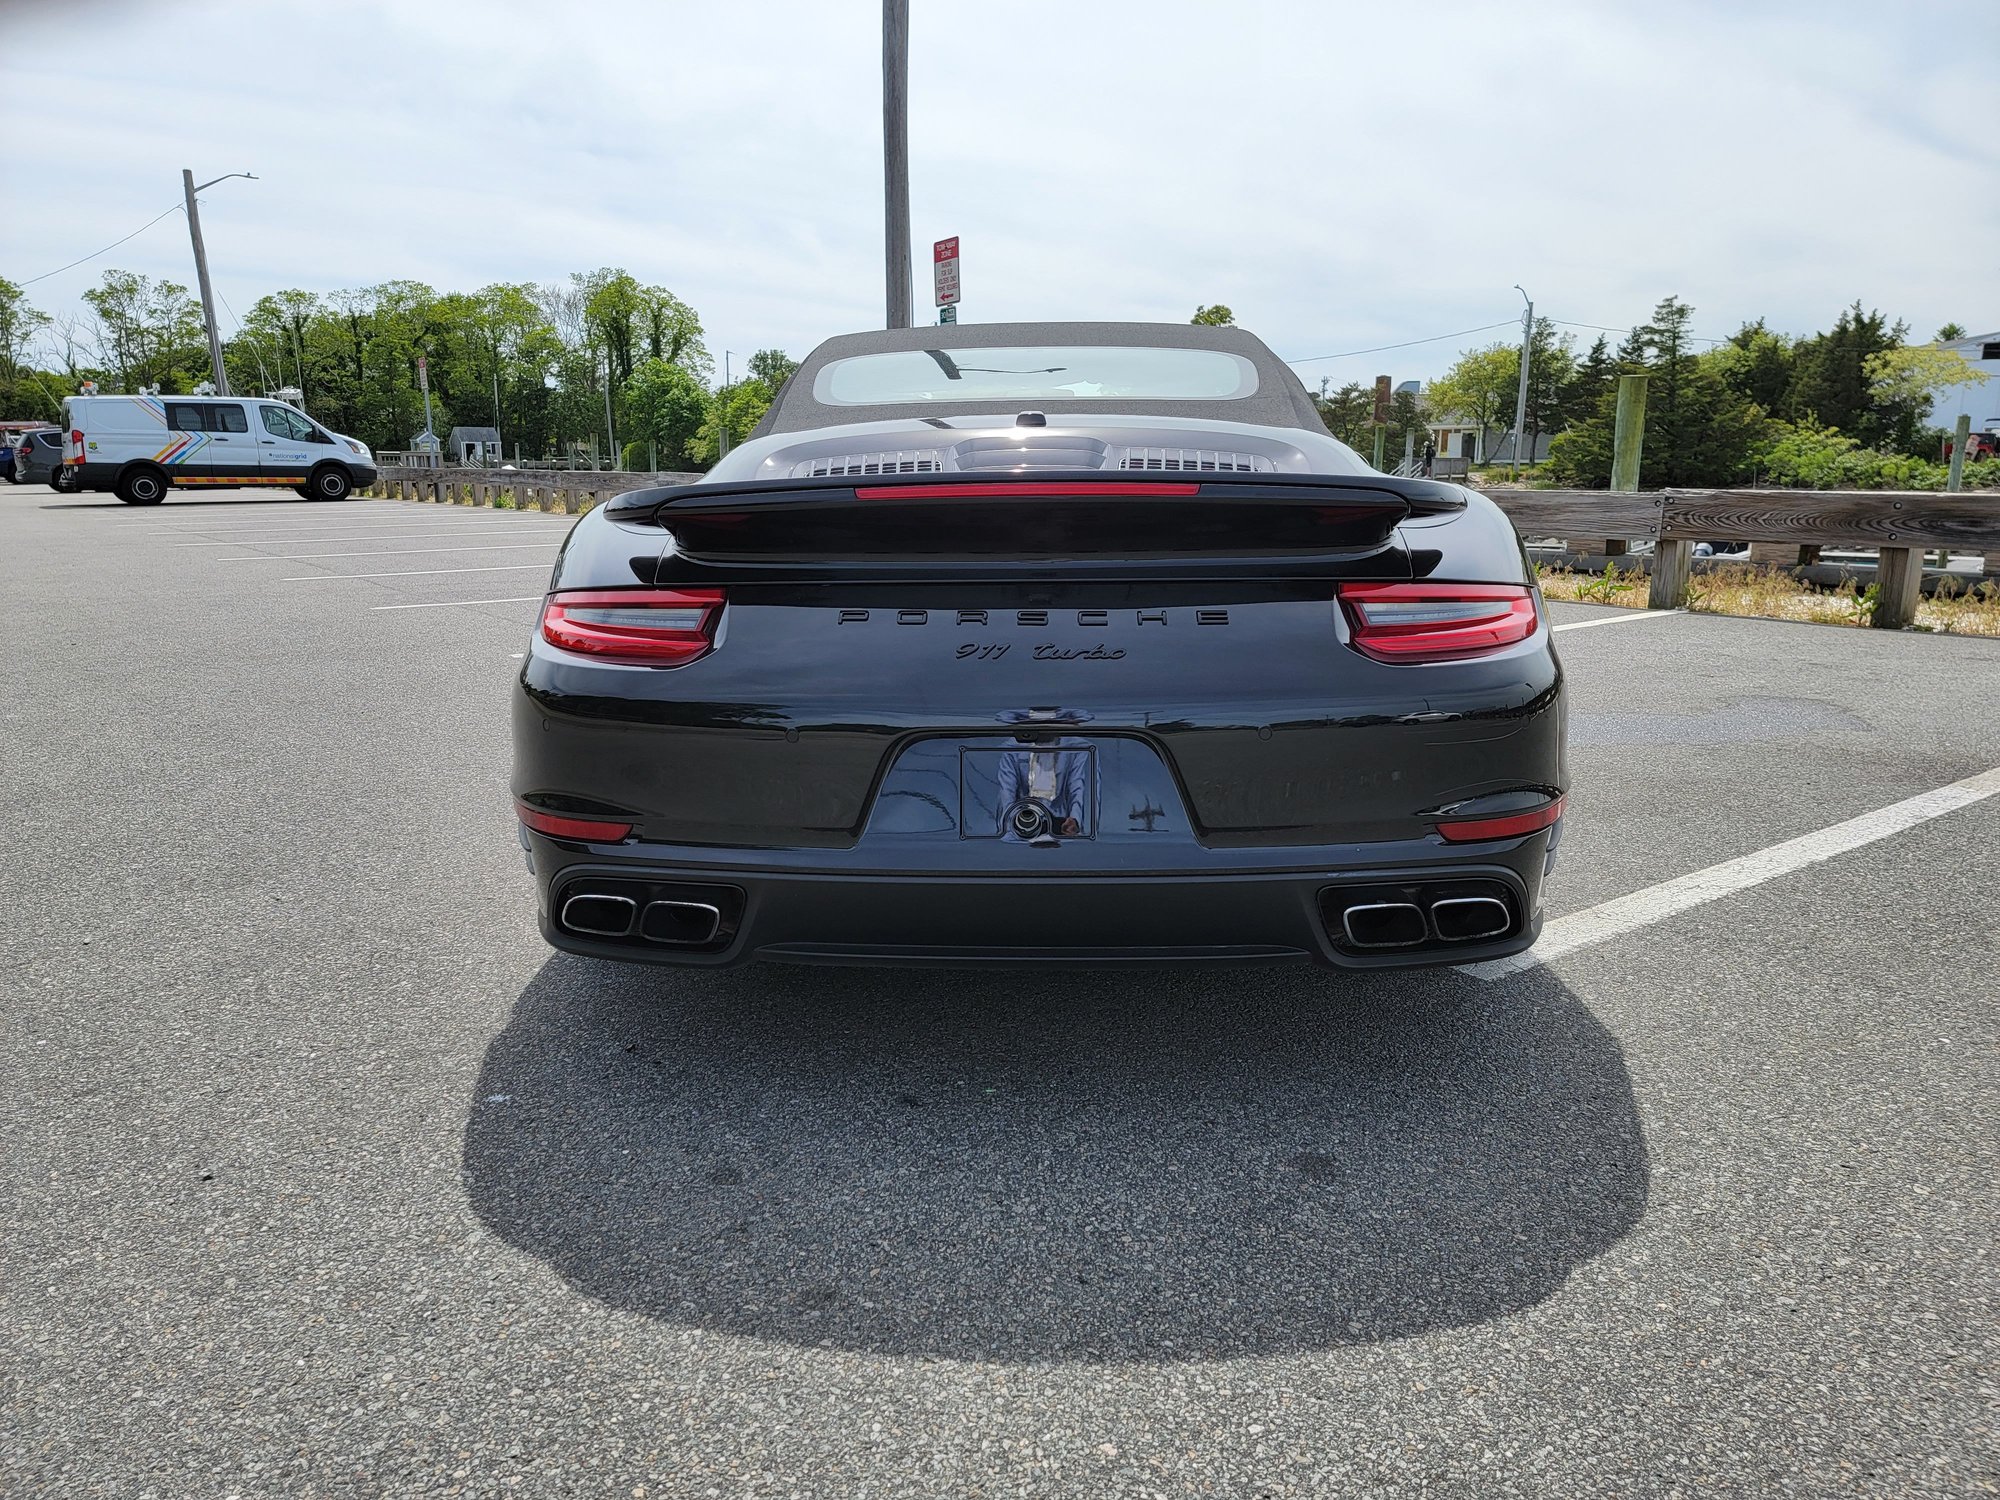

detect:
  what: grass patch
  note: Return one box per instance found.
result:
[1536,562,1647,609]
[1536,561,2000,635]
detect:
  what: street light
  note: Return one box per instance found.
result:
[182,169,257,396]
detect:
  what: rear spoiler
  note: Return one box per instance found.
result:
[607,471,1467,583]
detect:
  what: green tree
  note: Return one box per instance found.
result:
[1547,296,1767,487]
[1715,319,1796,412]
[1313,380,1372,447]
[81,269,208,391]
[747,348,799,393]
[1935,322,1967,342]
[693,378,777,465]
[1190,305,1235,326]
[1563,335,1616,429]
[1426,344,1517,458]
[1785,302,1907,444]
[1522,318,1576,455]
[0,277,56,418]
[624,358,709,469]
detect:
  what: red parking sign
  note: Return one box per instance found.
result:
[933,237,959,306]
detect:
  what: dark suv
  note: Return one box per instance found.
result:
[9,429,71,488]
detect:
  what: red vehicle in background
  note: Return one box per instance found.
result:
[1944,425,2000,465]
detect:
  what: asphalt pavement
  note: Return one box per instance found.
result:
[4,485,1996,1497]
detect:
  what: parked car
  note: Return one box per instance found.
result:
[62,395,377,504]
[511,322,1567,970]
[10,428,71,486]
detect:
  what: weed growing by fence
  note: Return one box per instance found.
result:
[1537,563,2000,635]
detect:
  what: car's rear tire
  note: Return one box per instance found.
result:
[116,466,168,505]
[49,467,79,493]
[307,465,353,501]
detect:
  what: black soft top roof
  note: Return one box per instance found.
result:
[753,321,1329,437]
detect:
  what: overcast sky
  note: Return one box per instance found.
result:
[5,0,1993,385]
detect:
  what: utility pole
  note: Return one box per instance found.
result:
[602,349,617,470]
[718,350,734,459]
[882,0,912,329]
[1508,284,1533,480]
[182,169,256,395]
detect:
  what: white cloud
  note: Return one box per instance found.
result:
[4,0,1993,384]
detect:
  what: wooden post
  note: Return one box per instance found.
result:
[1873,547,1923,629]
[1576,373,1650,566]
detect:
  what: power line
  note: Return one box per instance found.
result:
[1285,320,1520,366]
[18,202,187,286]
[1551,318,1727,346]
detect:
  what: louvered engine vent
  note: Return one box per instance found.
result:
[792,450,944,477]
[1116,447,1274,472]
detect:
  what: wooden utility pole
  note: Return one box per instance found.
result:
[183,169,231,396]
[882,0,913,329]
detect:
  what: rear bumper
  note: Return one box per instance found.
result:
[524,831,1554,969]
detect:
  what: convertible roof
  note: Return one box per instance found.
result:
[754,321,1330,437]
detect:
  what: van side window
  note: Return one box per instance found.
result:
[168,404,207,432]
[209,405,249,433]
[261,405,323,442]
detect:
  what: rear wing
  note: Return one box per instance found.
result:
[607,472,1468,583]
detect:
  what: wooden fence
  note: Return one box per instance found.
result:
[365,465,702,514]
[1480,488,2000,626]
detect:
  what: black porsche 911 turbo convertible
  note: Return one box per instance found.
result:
[511,321,1565,969]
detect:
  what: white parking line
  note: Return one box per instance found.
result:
[136,515,564,535]
[1460,764,2000,980]
[282,564,552,580]
[225,543,559,561]
[372,595,544,610]
[174,526,570,546]
[1552,610,1680,633]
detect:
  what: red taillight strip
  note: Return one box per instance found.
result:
[851,481,1199,499]
[539,588,724,666]
[1435,794,1566,844]
[516,801,634,843]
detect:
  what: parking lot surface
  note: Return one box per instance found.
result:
[5,487,1996,1497]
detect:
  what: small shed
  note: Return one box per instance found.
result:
[449,426,502,464]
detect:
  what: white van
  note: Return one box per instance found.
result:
[63,395,378,505]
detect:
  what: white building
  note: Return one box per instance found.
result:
[1931,331,2000,434]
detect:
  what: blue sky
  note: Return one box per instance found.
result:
[5,0,1993,384]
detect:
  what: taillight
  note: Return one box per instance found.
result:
[515,800,634,842]
[1434,794,1566,844]
[1337,582,1538,663]
[538,588,724,666]
[70,429,85,462]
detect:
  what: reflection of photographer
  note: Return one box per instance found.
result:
[997,739,1092,841]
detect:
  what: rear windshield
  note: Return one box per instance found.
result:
[813,346,1259,406]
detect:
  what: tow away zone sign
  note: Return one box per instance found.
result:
[933,236,959,306]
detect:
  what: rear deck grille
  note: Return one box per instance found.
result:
[1116,447,1273,473]
[793,450,944,477]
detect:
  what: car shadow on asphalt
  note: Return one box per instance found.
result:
[462,956,1647,1361]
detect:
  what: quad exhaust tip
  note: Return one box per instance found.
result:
[1430,895,1512,943]
[559,891,725,946]
[561,893,638,937]
[1341,901,1428,949]
[1329,885,1519,952]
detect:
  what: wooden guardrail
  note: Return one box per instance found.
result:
[365,465,702,514]
[1478,487,2000,627]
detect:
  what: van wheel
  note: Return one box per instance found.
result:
[116,466,168,505]
[308,465,353,501]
